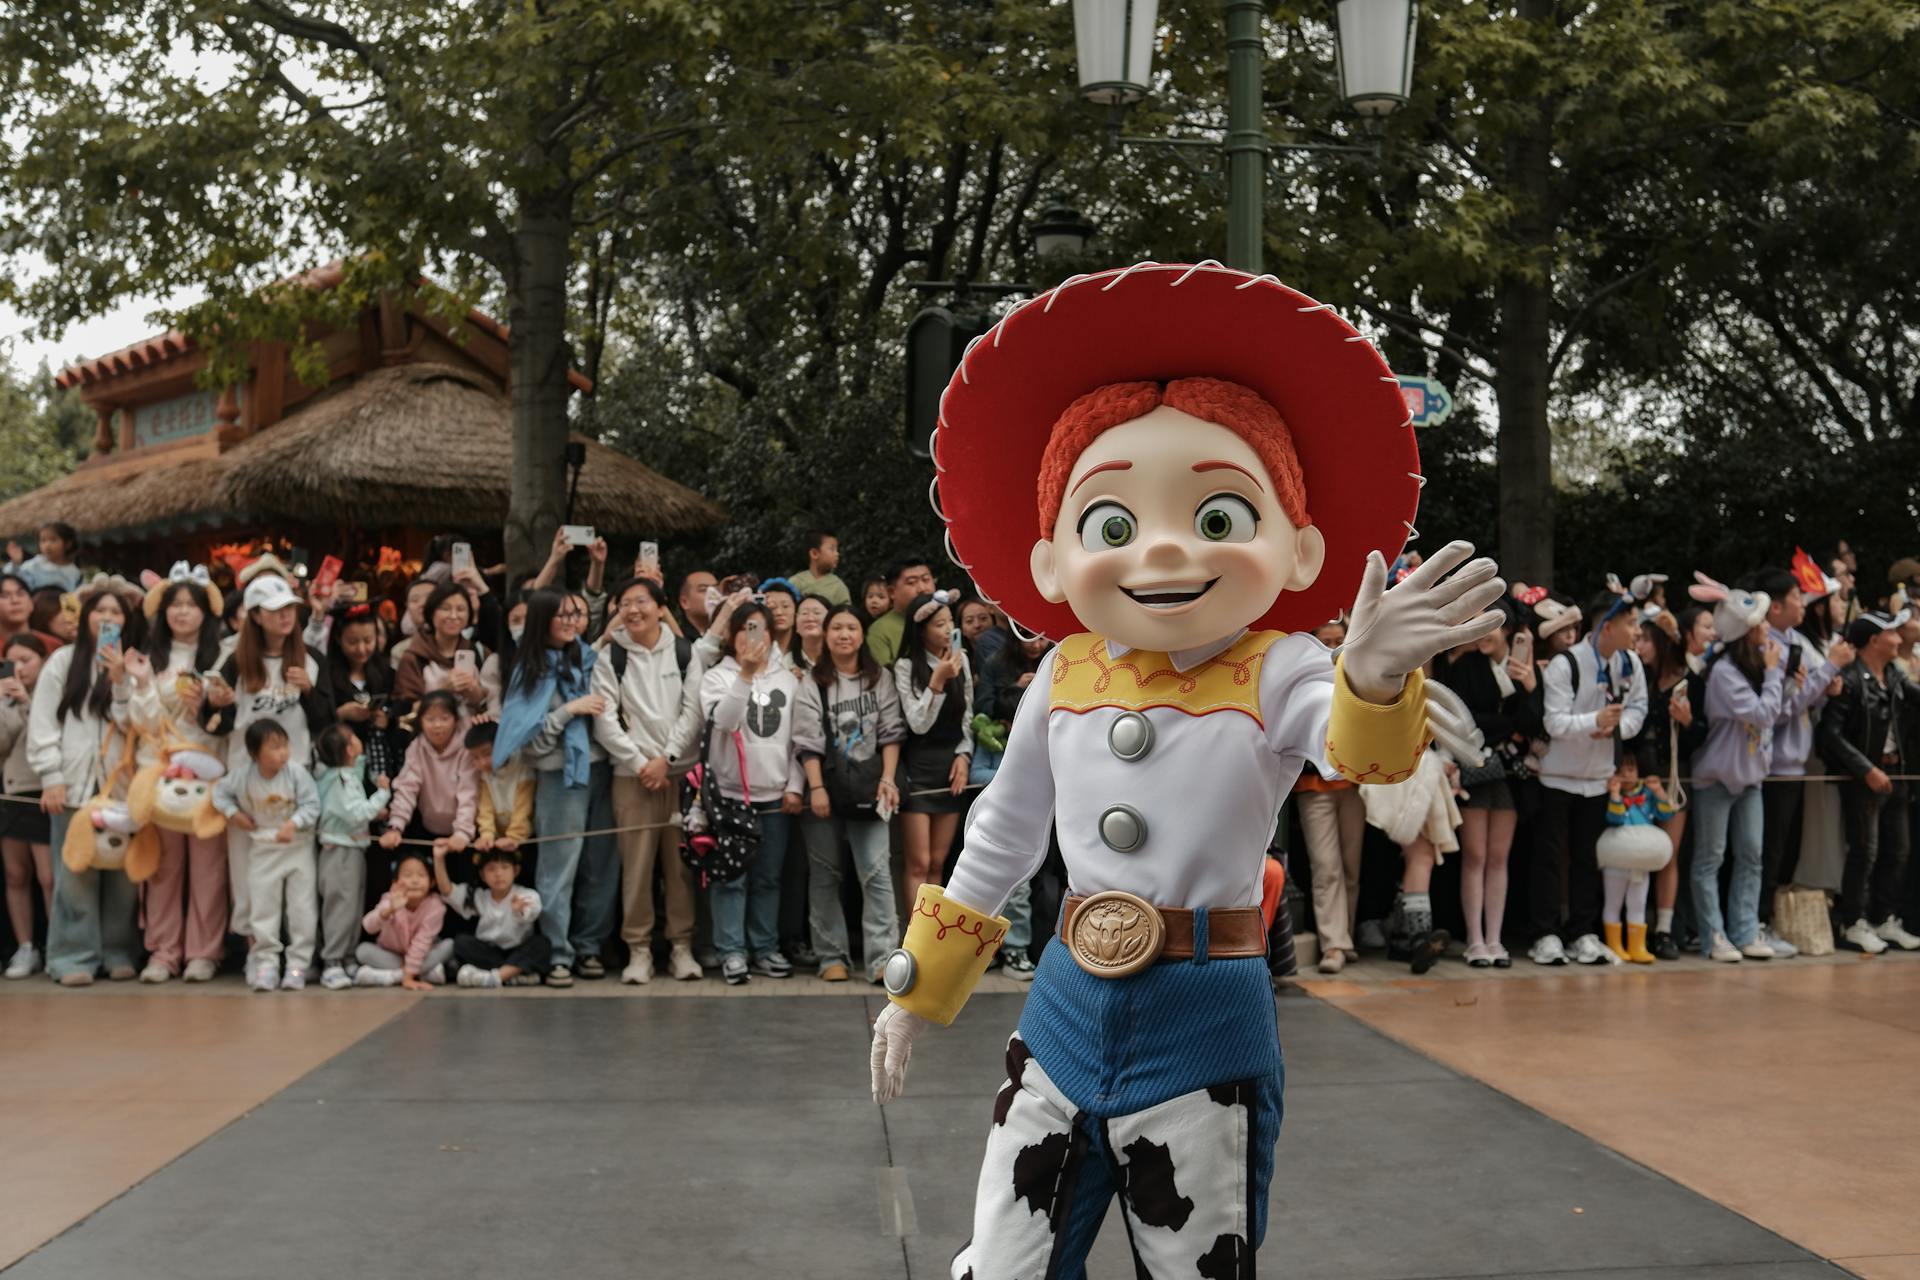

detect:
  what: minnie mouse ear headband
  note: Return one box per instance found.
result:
[143,561,224,619]
[1845,609,1912,649]
[1689,571,1769,644]
[932,262,1418,640]
[912,588,958,625]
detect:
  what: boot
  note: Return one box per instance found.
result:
[1603,922,1630,963]
[1404,900,1450,975]
[1625,924,1656,964]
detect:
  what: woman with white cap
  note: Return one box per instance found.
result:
[1685,573,1786,961]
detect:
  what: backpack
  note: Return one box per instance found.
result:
[606,636,691,732]
[677,717,759,889]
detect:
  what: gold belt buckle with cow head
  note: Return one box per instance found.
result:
[1067,890,1165,979]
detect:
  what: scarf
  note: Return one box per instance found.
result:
[494,640,597,788]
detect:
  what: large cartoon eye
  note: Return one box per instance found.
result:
[1078,502,1137,553]
[1195,494,1260,543]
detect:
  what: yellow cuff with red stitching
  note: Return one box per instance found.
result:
[1325,657,1431,785]
[883,884,1009,1026]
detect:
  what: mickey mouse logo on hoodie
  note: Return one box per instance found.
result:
[746,687,787,737]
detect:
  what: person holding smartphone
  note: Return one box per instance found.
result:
[393,581,490,717]
[29,587,137,986]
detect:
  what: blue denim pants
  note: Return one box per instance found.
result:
[711,806,789,962]
[1690,781,1764,952]
[564,761,620,963]
[45,810,140,980]
[533,768,593,968]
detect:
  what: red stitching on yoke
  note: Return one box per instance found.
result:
[913,897,1009,958]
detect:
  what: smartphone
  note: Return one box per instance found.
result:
[561,524,596,548]
[289,547,311,579]
[639,541,660,575]
[96,620,121,657]
[342,581,370,604]
[453,650,477,675]
[311,555,344,596]
[0,660,16,682]
[1513,630,1534,665]
[450,542,473,575]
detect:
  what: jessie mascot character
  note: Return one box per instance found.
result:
[868,263,1505,1278]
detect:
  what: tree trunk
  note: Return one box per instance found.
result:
[505,192,577,581]
[1495,2,1557,587]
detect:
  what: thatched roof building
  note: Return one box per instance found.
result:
[0,271,722,566]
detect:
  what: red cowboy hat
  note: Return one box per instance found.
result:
[933,262,1420,641]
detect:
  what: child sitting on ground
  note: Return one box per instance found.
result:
[313,724,391,991]
[1601,754,1677,964]
[212,719,321,992]
[355,852,452,989]
[464,720,534,867]
[378,689,478,891]
[434,842,548,989]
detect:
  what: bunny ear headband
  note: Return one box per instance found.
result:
[143,561,224,619]
[912,589,958,624]
[1688,570,1730,604]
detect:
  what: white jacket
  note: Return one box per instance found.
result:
[27,645,130,802]
[590,624,704,775]
[1538,642,1648,798]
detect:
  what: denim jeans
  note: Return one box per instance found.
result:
[1690,782,1764,952]
[534,768,593,968]
[711,806,789,962]
[801,813,897,976]
[45,810,140,980]
[565,761,620,963]
[1004,879,1033,956]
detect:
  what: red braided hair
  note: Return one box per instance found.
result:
[1034,377,1310,539]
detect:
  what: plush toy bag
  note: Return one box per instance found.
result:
[60,724,162,882]
[126,725,228,839]
[1595,823,1672,878]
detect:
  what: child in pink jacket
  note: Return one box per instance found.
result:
[377,690,480,888]
[354,852,451,989]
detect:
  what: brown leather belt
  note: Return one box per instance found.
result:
[1058,892,1267,978]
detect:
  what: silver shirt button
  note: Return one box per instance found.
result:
[1107,711,1154,762]
[1099,804,1147,853]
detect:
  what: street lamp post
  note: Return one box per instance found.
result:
[1072,0,1420,275]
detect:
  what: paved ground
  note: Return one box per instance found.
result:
[2,977,1862,1280]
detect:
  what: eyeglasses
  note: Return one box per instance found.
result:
[558,607,587,621]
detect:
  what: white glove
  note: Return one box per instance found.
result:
[870,1002,930,1105]
[1342,540,1505,704]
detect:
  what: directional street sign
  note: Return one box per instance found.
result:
[1397,375,1454,428]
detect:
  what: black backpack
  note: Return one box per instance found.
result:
[605,636,692,731]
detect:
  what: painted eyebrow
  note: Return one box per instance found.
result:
[1069,460,1133,496]
[1192,460,1265,490]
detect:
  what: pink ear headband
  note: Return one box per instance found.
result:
[912,589,957,625]
[1688,571,1729,605]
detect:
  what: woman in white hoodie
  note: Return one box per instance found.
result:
[698,602,803,985]
[32,588,135,986]
[592,577,704,984]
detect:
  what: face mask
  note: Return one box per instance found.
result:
[400,614,419,637]
[509,623,525,643]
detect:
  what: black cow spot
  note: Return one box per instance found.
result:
[993,1038,1033,1127]
[1196,1232,1246,1280]
[1207,1082,1248,1108]
[1011,1131,1073,1219]
[745,687,787,737]
[1120,1137,1193,1231]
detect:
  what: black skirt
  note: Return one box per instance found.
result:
[902,745,968,814]
[0,791,51,843]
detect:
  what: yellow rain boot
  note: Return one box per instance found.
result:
[1625,923,1657,964]
[1603,922,1629,962]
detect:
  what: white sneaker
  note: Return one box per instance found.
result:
[1317,947,1347,975]
[138,963,171,984]
[1568,933,1618,966]
[248,960,280,992]
[1757,925,1797,958]
[456,964,501,989]
[423,963,447,986]
[182,958,217,983]
[280,968,307,991]
[622,953,653,985]
[667,944,702,981]
[1845,919,1890,954]
[1708,933,1743,962]
[353,966,403,987]
[319,965,352,991]
[1875,916,1920,951]
[5,943,41,979]
[1739,938,1776,960]
[1529,934,1569,966]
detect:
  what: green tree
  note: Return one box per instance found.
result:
[0,355,90,503]
[0,0,714,573]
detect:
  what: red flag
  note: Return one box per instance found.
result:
[1791,547,1826,598]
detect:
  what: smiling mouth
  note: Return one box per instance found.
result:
[1121,579,1219,609]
